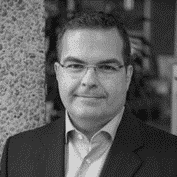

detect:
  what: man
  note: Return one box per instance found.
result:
[1,11,177,177]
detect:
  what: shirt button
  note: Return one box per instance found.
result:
[78,134,83,140]
[86,159,91,164]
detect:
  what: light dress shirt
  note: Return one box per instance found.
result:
[65,107,125,177]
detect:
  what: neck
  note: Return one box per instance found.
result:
[71,118,111,141]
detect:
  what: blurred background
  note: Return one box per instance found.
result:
[45,0,177,133]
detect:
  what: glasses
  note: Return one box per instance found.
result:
[58,61,125,77]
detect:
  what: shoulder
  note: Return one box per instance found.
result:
[7,115,64,145]
[139,120,177,155]
[143,121,177,143]
[125,104,177,146]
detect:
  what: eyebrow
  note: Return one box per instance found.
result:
[97,59,123,65]
[62,57,123,65]
[62,57,86,64]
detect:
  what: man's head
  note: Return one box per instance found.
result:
[57,11,132,69]
[54,11,133,135]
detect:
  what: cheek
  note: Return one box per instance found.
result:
[105,78,127,103]
[57,74,78,98]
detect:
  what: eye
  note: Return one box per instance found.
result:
[98,64,117,71]
[66,64,84,69]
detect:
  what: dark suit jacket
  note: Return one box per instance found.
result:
[1,106,177,177]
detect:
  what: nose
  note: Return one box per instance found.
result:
[81,67,98,88]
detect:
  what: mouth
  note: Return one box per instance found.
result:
[75,95,105,99]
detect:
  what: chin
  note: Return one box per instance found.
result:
[69,105,106,121]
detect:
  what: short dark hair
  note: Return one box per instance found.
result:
[56,11,132,67]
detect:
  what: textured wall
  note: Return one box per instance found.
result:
[0,0,47,163]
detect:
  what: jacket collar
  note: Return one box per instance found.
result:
[100,104,144,177]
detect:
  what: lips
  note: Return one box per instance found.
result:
[75,94,105,99]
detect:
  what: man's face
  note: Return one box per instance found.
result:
[55,28,133,131]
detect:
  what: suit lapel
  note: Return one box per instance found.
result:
[101,148,142,177]
[100,106,144,177]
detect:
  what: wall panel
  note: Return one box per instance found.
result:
[0,0,47,164]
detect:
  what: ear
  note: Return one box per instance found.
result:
[126,65,133,91]
[54,62,60,80]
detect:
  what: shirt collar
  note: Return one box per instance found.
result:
[65,107,125,143]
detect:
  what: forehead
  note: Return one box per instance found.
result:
[60,28,124,63]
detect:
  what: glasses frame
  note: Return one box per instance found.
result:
[57,61,125,77]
